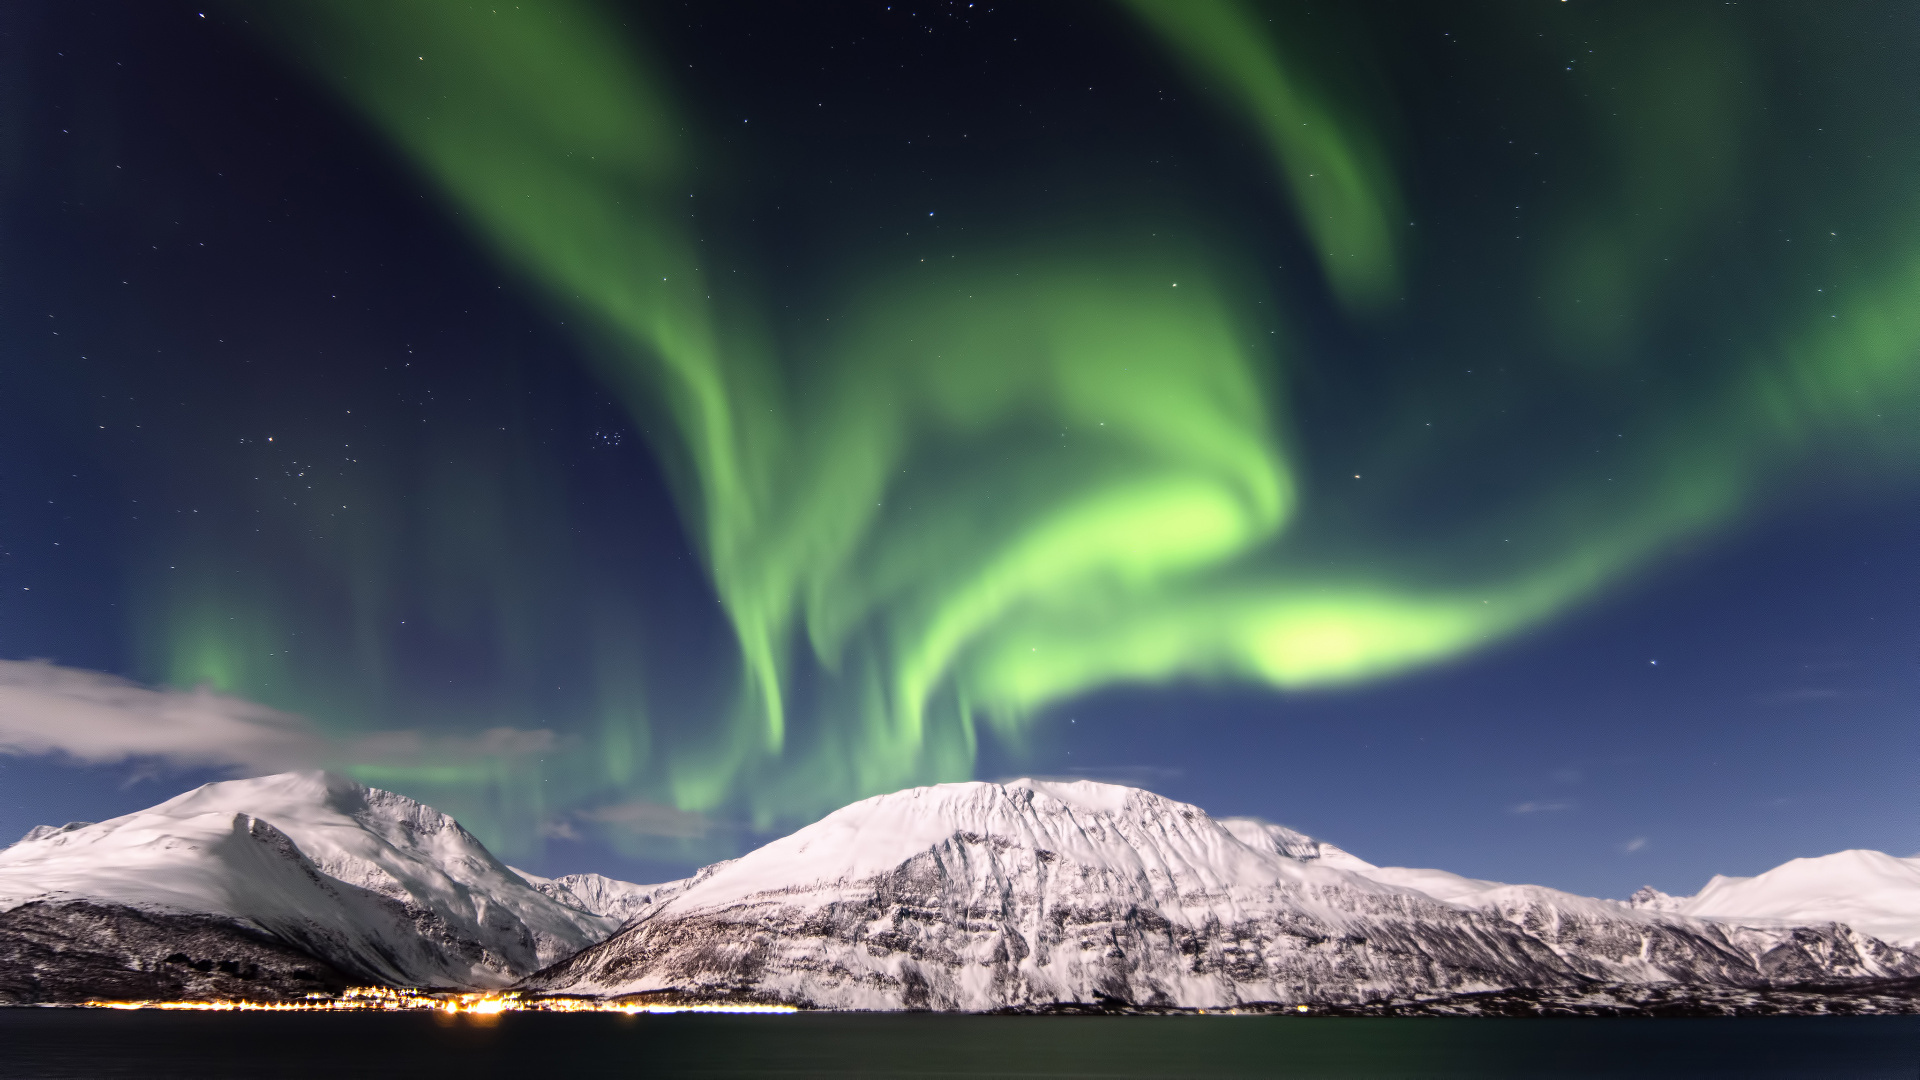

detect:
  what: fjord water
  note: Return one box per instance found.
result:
[3,1013,1917,1079]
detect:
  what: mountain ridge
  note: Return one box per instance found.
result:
[2,772,1914,1011]
[0,771,619,990]
[522,778,1920,1010]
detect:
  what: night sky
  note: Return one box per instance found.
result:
[2,0,1916,898]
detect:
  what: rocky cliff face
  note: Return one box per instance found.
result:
[523,779,1920,1011]
[0,900,355,1004]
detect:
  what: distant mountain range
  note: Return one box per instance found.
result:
[3,772,1916,1012]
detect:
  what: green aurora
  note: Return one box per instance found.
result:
[147,0,1920,852]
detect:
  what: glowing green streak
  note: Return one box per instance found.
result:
[1121,0,1404,311]
[779,258,1293,762]
[253,1,795,753]
[253,3,1327,815]
[1537,12,1753,359]
[251,3,1920,825]
[961,463,1745,714]
[150,560,293,698]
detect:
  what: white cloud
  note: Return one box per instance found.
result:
[0,658,553,778]
[0,659,326,773]
[1623,837,1649,853]
[1510,801,1571,814]
[573,800,709,839]
[539,818,583,841]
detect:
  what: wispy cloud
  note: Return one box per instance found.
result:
[539,818,584,842]
[0,659,326,772]
[569,800,709,839]
[0,658,552,778]
[1623,837,1649,853]
[1509,801,1571,814]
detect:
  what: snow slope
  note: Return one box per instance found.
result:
[513,869,682,925]
[6,771,1911,1005]
[0,772,622,987]
[1355,863,1915,986]
[525,778,1913,1009]
[17,822,93,845]
[1662,850,1920,948]
[1218,817,1376,871]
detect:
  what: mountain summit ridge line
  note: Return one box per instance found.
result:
[2,772,1914,1009]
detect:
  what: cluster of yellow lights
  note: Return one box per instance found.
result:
[84,987,797,1016]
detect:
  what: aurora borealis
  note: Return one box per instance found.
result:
[3,2,1918,891]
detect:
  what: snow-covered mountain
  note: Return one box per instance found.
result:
[512,868,682,926]
[17,822,94,845]
[522,779,1920,1010]
[1217,817,1377,871]
[5,772,1911,1009]
[1354,863,1915,987]
[0,772,623,990]
[1628,850,1920,949]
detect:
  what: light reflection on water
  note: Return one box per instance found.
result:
[2,1011,1918,1078]
[75,986,799,1017]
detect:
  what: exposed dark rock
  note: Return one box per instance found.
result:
[0,901,353,1004]
[988,980,1920,1017]
[1301,978,1920,1018]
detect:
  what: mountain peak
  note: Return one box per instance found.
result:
[1217,816,1378,871]
[1627,885,1686,911]
[7,772,1919,1009]
[526,777,1560,1007]
[0,770,623,988]
[1675,849,1920,947]
[13,822,93,847]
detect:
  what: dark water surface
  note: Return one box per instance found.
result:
[2,1011,1917,1079]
